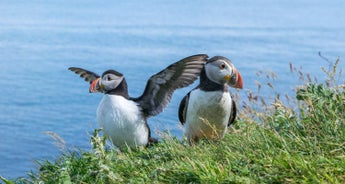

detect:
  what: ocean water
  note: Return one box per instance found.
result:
[1,0,345,179]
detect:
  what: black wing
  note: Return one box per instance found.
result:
[132,54,208,117]
[178,91,191,125]
[228,98,237,126]
[68,67,100,84]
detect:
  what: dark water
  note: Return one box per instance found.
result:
[1,0,345,179]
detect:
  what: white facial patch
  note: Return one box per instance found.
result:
[101,74,124,91]
[205,60,233,85]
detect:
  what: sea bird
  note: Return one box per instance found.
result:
[178,56,243,143]
[69,54,208,148]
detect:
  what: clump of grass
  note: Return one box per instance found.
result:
[3,57,345,183]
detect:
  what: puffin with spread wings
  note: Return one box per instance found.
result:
[69,54,208,148]
[178,56,243,143]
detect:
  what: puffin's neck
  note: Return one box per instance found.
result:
[199,68,228,92]
[105,79,130,99]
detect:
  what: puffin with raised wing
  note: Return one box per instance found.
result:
[178,56,243,143]
[69,54,208,148]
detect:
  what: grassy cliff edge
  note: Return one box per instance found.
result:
[3,59,345,183]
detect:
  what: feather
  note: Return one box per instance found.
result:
[68,67,100,84]
[132,54,208,117]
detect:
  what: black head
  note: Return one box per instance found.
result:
[90,69,129,97]
[203,56,243,89]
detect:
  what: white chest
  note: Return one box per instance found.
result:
[96,95,149,148]
[184,89,232,140]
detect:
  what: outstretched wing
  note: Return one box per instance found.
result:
[228,99,237,126]
[132,54,208,117]
[68,67,100,84]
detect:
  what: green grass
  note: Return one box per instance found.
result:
[3,58,345,183]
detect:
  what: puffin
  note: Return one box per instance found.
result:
[178,56,243,143]
[69,54,208,148]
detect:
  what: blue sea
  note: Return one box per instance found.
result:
[1,0,344,179]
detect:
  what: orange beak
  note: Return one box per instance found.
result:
[225,68,244,89]
[234,70,243,89]
[89,78,101,93]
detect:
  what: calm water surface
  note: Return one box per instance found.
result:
[1,0,345,178]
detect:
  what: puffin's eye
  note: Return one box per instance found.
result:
[220,63,226,69]
[107,76,111,81]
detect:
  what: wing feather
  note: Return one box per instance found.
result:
[68,67,100,84]
[178,91,191,125]
[133,54,208,117]
[228,98,237,126]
